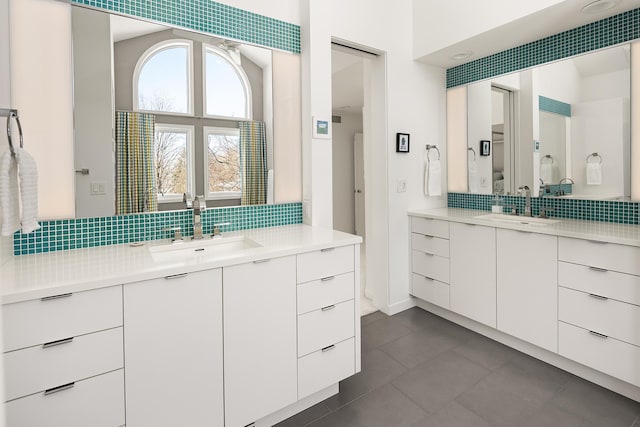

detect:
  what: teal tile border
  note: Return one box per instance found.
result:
[447,193,639,225]
[12,203,303,256]
[539,96,571,117]
[447,8,640,88]
[71,0,301,54]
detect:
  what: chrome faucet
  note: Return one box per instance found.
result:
[192,196,204,240]
[557,177,575,196]
[517,185,532,217]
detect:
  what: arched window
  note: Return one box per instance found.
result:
[134,40,193,115]
[203,45,251,119]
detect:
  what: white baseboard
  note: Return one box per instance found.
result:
[379,297,415,316]
[255,383,339,427]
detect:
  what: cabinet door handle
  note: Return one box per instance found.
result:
[321,276,336,282]
[588,240,608,245]
[589,330,608,339]
[321,247,336,253]
[43,337,74,349]
[41,293,72,301]
[588,293,608,301]
[165,273,187,280]
[321,305,336,311]
[253,259,271,264]
[589,266,608,273]
[44,382,75,396]
[322,344,336,352]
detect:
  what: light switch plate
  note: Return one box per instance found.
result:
[91,182,106,195]
[397,180,407,193]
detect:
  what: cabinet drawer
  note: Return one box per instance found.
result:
[4,327,124,401]
[559,322,640,387]
[3,285,123,352]
[298,300,354,356]
[411,217,449,239]
[559,287,640,347]
[559,262,640,306]
[412,250,449,283]
[411,273,449,309]
[298,337,355,399]
[6,368,125,427]
[411,233,449,258]
[297,272,354,315]
[297,245,354,284]
[559,238,640,276]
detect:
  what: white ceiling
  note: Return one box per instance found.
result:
[331,49,365,113]
[110,14,166,42]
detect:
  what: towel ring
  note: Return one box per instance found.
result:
[586,152,603,164]
[541,154,554,164]
[467,147,476,161]
[2,109,23,157]
[425,145,440,162]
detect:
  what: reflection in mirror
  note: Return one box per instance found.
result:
[71,6,297,217]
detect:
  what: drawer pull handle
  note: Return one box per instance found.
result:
[321,276,336,282]
[322,344,336,352]
[589,330,608,339]
[418,274,434,281]
[44,382,75,396]
[43,337,74,349]
[588,240,608,245]
[588,293,608,301]
[165,273,188,280]
[423,235,434,239]
[253,259,271,264]
[424,252,435,256]
[41,293,72,301]
[320,247,336,253]
[588,266,608,273]
[321,305,336,311]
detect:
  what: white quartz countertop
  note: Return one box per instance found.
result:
[0,225,362,304]
[408,208,640,247]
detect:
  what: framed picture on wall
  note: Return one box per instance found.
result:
[312,117,331,139]
[396,133,410,153]
[480,140,491,156]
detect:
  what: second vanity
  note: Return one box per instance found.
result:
[408,207,640,402]
[0,224,362,427]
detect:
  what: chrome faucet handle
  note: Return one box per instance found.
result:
[503,205,518,215]
[211,222,231,237]
[162,227,183,242]
[538,207,555,219]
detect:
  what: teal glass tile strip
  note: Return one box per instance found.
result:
[70,0,301,54]
[447,8,640,88]
[12,203,303,256]
[539,96,571,117]
[447,193,639,225]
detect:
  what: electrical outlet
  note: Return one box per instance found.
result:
[397,180,407,193]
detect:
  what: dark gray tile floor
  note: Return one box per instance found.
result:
[276,307,640,427]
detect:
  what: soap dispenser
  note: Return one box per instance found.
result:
[492,192,503,213]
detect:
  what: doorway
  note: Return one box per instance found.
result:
[491,86,515,195]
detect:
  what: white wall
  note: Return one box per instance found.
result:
[467,81,493,193]
[0,0,11,270]
[332,112,362,234]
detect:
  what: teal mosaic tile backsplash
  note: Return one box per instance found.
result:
[539,96,571,117]
[448,193,638,225]
[71,0,301,53]
[13,203,303,256]
[447,8,640,88]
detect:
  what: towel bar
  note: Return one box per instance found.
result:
[586,152,603,164]
[467,147,476,161]
[425,144,440,162]
[541,154,554,164]
[1,108,24,157]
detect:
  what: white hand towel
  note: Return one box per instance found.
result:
[266,169,274,205]
[540,163,553,184]
[468,161,478,193]
[16,148,40,233]
[427,159,442,196]
[0,151,20,236]
[586,162,602,186]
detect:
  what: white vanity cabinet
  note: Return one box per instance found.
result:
[497,229,558,352]
[410,217,451,309]
[123,269,224,427]
[449,222,496,327]
[223,255,297,427]
[3,286,125,427]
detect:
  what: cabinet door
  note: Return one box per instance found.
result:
[224,256,297,427]
[497,229,558,352]
[450,222,496,327]
[123,269,223,427]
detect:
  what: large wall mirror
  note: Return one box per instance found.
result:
[72,6,301,218]
[451,43,633,201]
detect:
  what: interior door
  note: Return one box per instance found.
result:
[354,133,365,237]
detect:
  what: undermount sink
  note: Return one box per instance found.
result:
[474,213,560,226]
[149,236,262,260]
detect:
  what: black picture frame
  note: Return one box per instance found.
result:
[480,140,491,156]
[396,133,410,153]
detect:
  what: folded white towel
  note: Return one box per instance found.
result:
[266,169,274,205]
[468,161,478,193]
[540,163,553,184]
[586,162,602,186]
[426,159,442,196]
[15,148,40,233]
[0,150,20,236]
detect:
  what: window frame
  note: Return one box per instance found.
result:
[203,126,242,200]
[133,39,195,117]
[154,123,196,203]
[202,44,252,120]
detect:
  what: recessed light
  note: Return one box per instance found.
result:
[450,51,473,61]
[581,0,620,14]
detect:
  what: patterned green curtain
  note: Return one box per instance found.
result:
[115,111,157,215]
[238,121,267,205]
